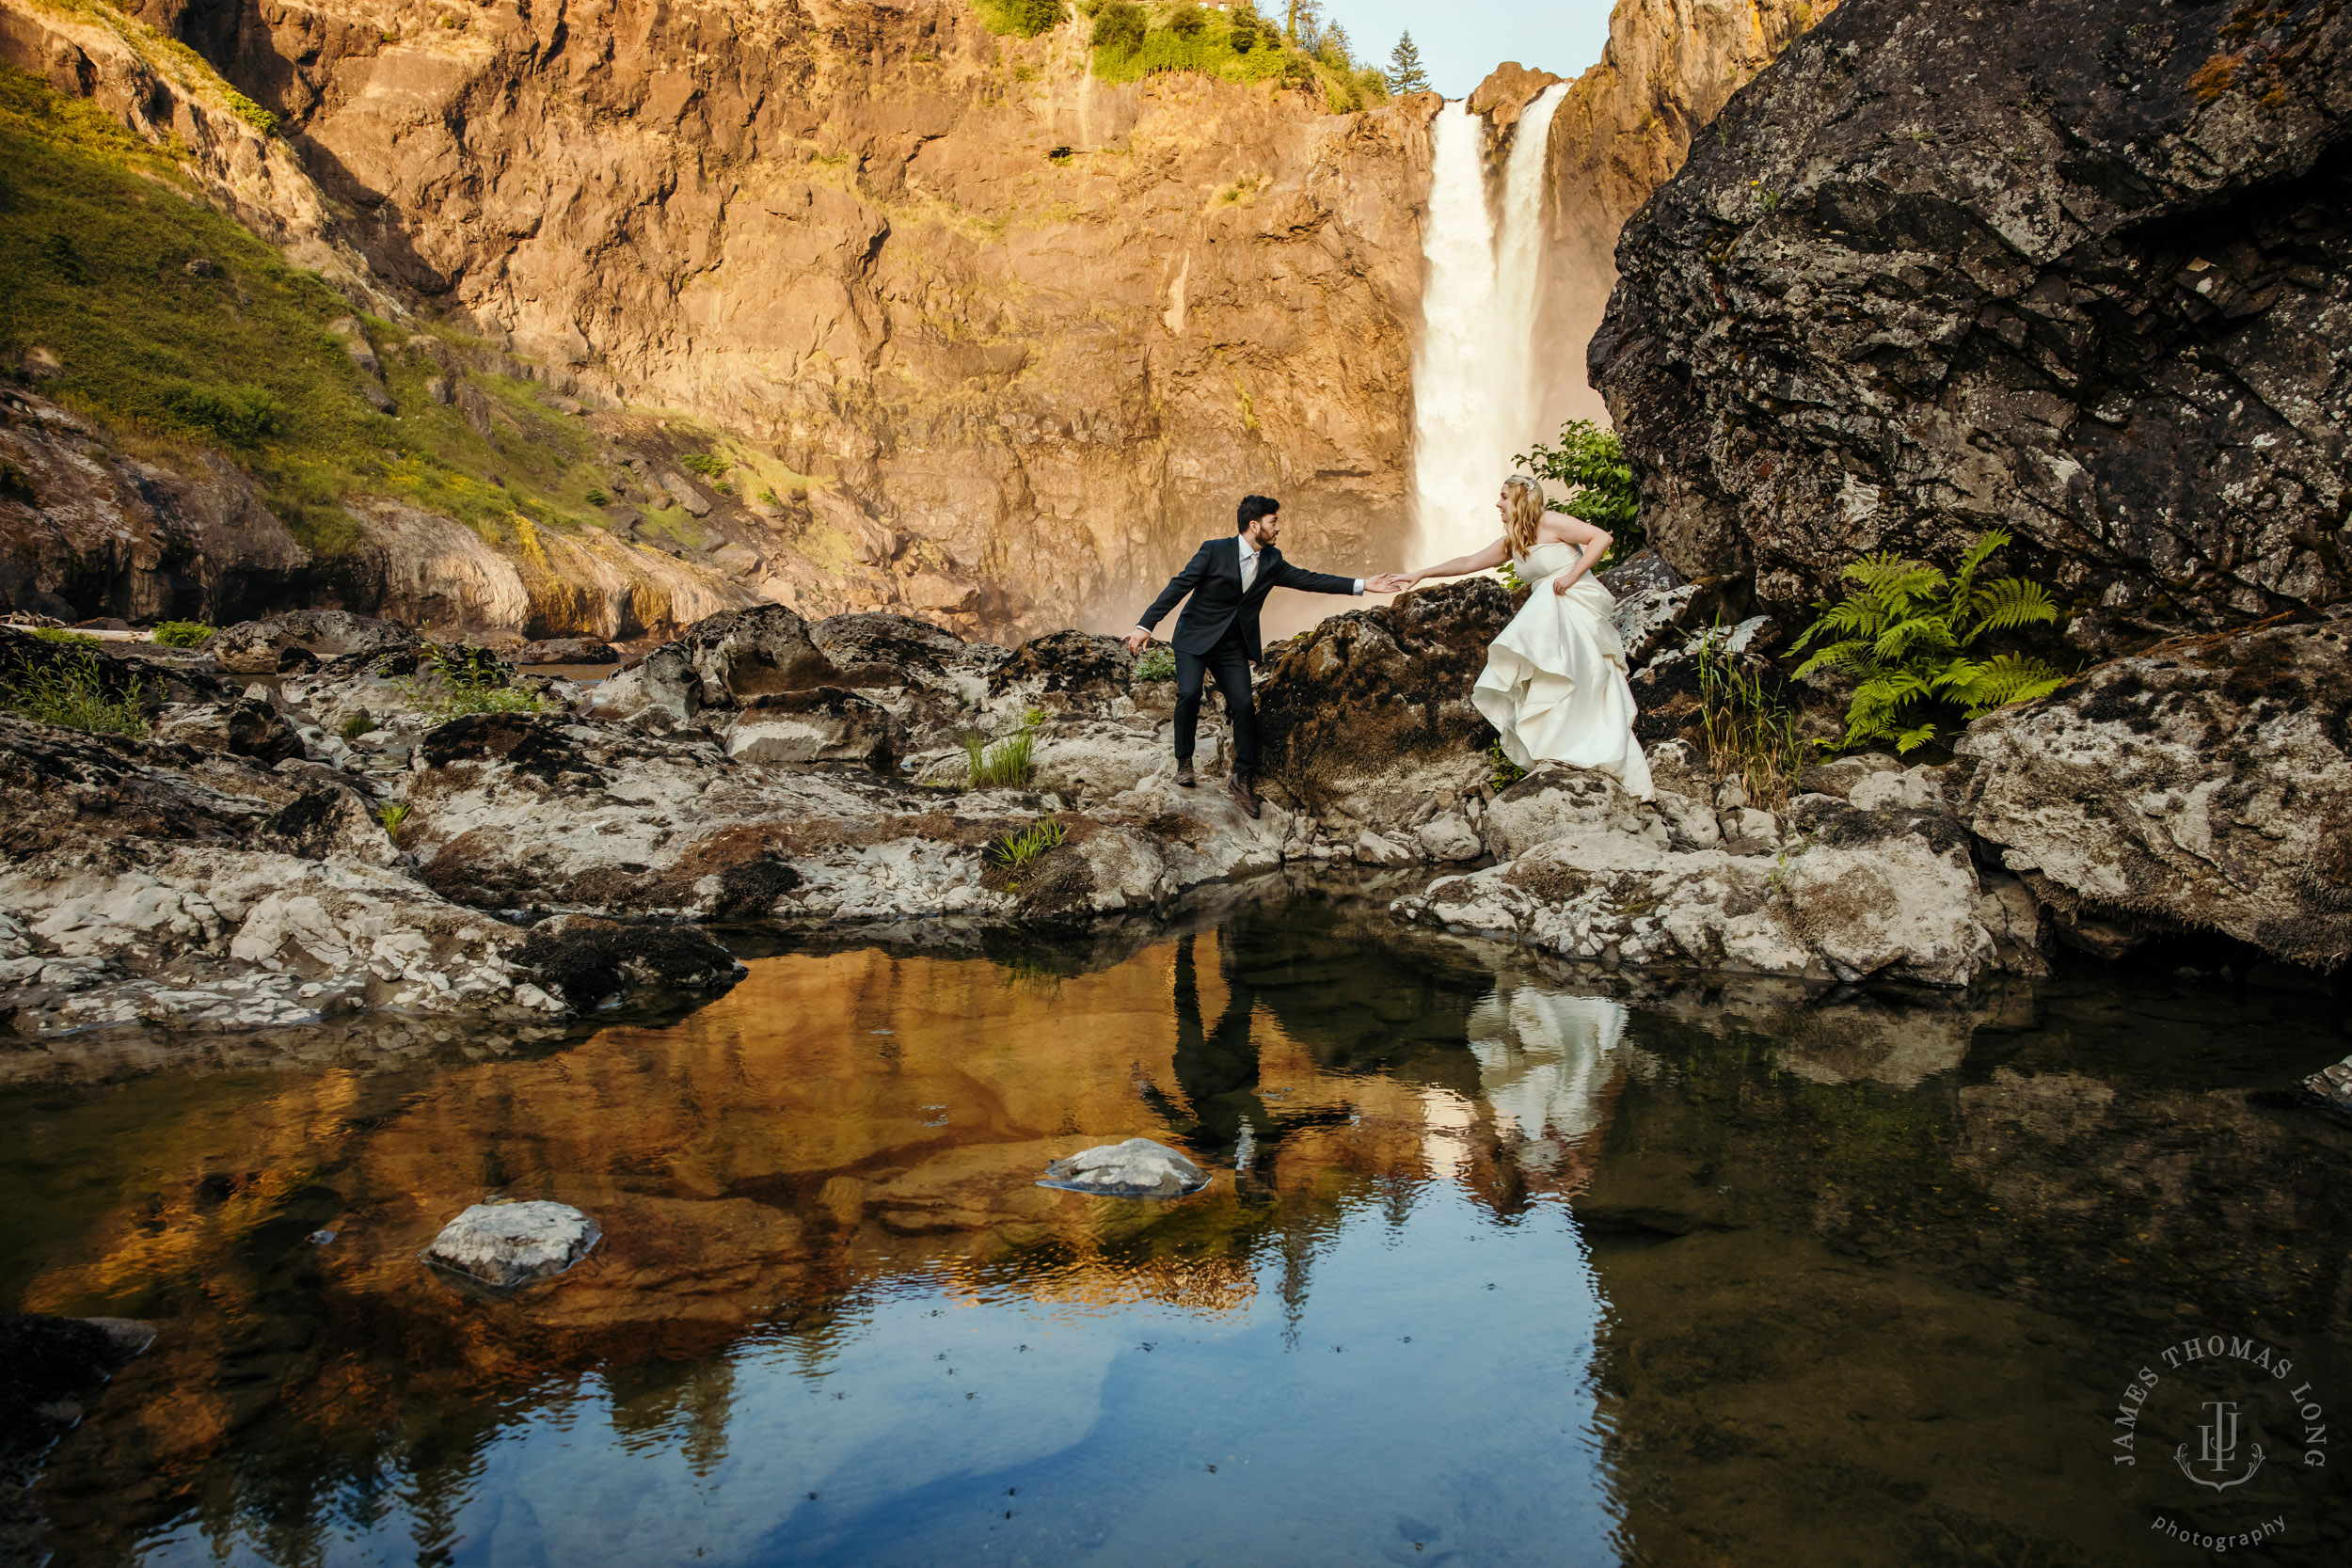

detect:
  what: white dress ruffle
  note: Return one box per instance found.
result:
[1471,541,1654,800]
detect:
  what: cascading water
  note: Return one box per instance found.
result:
[1408,83,1571,568]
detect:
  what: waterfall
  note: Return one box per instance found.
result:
[1408,83,1571,569]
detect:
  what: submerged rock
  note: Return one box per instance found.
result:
[1039,1138,1209,1198]
[423,1200,600,1286]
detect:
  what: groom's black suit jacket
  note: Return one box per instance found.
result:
[1136,536,1359,663]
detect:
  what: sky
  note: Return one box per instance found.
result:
[1315,0,1619,99]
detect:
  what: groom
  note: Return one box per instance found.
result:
[1126,495,1405,818]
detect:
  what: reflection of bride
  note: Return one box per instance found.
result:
[1402,475,1653,800]
[1466,988,1629,1151]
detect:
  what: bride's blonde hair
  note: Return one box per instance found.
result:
[1501,476,1547,559]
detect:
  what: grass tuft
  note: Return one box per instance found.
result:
[1133,643,1176,682]
[986,816,1066,885]
[3,643,148,736]
[965,706,1045,788]
[1693,622,1804,812]
[151,619,214,647]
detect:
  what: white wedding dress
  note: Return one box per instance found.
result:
[1471,540,1654,800]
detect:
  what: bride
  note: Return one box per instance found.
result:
[1400,475,1654,800]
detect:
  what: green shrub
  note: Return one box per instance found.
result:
[340,710,375,741]
[1133,642,1176,682]
[29,626,99,646]
[678,451,729,479]
[1791,529,2067,754]
[222,89,277,137]
[151,619,214,647]
[1692,622,1804,811]
[1515,419,1642,568]
[3,644,148,736]
[405,641,548,720]
[161,381,288,446]
[1090,1,1146,53]
[0,457,35,504]
[981,0,1069,35]
[376,801,410,838]
[584,487,609,506]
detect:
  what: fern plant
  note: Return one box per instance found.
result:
[1791,530,2067,754]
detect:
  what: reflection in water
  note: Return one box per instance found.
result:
[1,884,2347,1566]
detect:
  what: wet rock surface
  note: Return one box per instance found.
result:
[422,1200,601,1287]
[1594,0,2352,636]
[1039,1138,1209,1199]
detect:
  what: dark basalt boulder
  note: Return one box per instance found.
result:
[151,698,306,765]
[1254,578,1513,800]
[209,610,419,674]
[811,611,968,682]
[679,604,837,705]
[515,913,745,1006]
[1592,0,2351,641]
[516,637,616,665]
[991,630,1134,711]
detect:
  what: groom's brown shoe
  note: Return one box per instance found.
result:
[1174,761,1197,787]
[1227,770,1261,819]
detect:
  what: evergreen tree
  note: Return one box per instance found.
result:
[1387,30,1430,94]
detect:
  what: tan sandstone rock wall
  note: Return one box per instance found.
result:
[1534,0,1836,433]
[1,0,1825,638]
[122,0,1435,631]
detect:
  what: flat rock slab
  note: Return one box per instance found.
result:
[423,1200,601,1286]
[1039,1137,1208,1198]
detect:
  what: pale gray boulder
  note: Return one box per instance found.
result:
[423,1200,601,1285]
[1039,1138,1209,1198]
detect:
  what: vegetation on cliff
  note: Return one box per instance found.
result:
[1051,0,1387,110]
[0,65,688,567]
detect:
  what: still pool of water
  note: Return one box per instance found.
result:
[4,880,2348,1567]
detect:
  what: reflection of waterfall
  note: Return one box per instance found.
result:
[1466,987,1629,1171]
[1408,84,1571,566]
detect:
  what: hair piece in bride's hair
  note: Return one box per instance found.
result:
[1500,476,1546,559]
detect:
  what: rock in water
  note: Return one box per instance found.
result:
[1039,1138,1208,1198]
[423,1201,600,1285]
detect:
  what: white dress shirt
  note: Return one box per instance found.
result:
[1238,537,1361,594]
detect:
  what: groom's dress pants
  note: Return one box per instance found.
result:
[1173,629,1257,774]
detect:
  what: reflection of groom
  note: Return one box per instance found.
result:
[1126,495,1406,818]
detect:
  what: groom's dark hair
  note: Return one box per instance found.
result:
[1236,495,1280,531]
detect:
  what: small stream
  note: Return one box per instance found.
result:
[4,879,2347,1566]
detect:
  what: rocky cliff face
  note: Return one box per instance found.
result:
[11,0,1433,636]
[1592,0,2350,639]
[2,0,1832,642]
[1533,0,1836,433]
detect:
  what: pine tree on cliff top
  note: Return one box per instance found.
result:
[1388,31,1430,95]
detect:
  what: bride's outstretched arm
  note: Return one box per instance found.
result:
[1401,535,1509,586]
